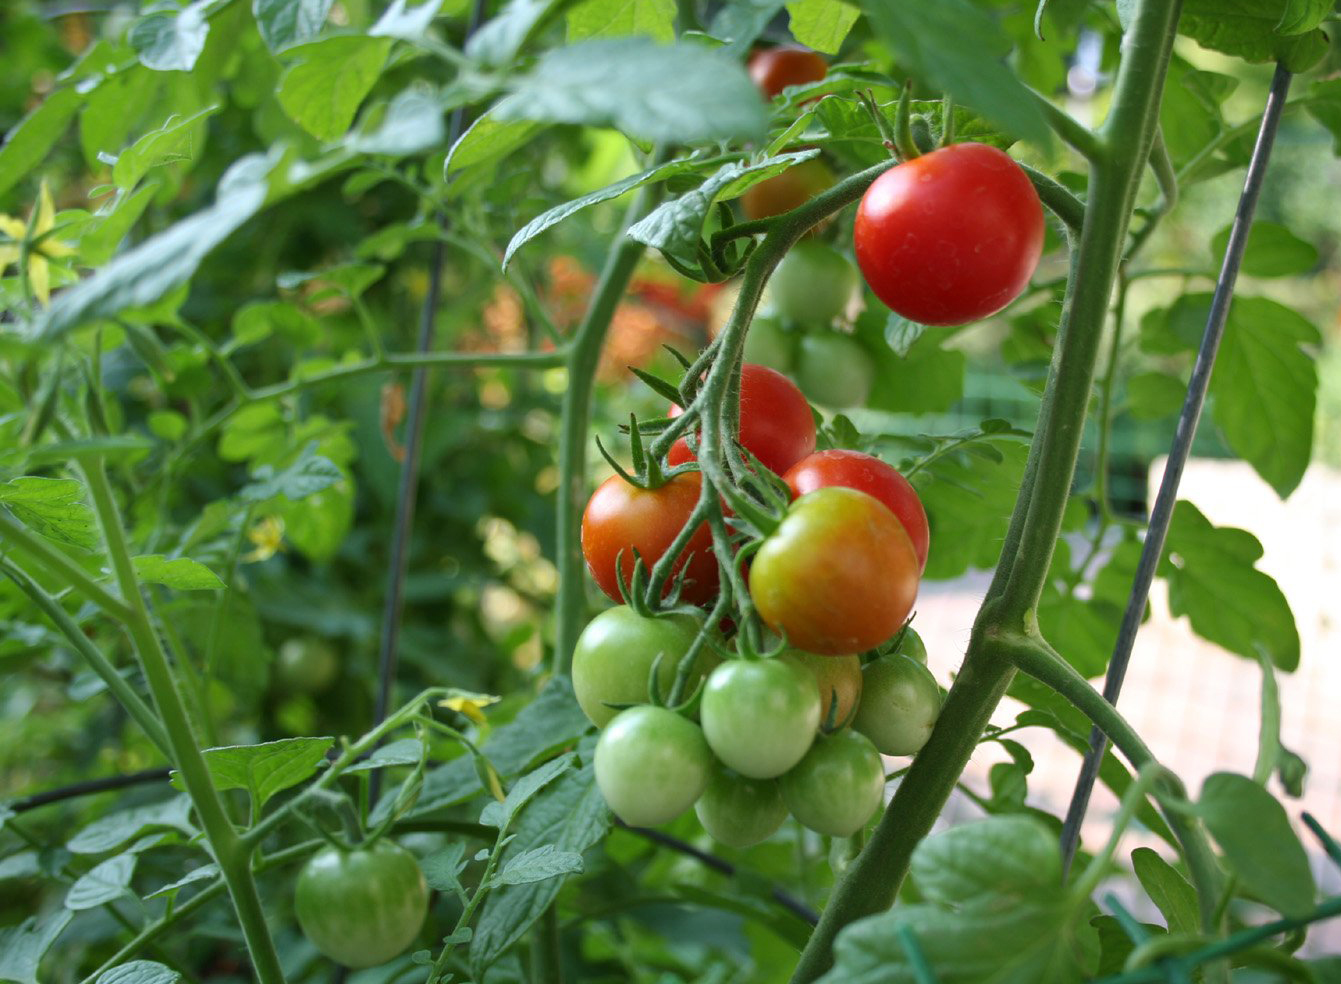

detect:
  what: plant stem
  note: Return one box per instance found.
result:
[83,459,287,984]
[0,510,135,621]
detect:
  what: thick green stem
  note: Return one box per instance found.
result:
[83,460,287,984]
[553,179,664,672]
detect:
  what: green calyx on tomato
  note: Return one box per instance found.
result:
[695,764,789,848]
[770,240,858,327]
[294,840,429,969]
[700,658,820,779]
[854,141,1044,326]
[595,705,713,827]
[793,332,875,410]
[750,486,920,655]
[581,470,719,606]
[852,653,942,756]
[572,607,715,727]
[783,449,930,573]
[780,729,885,837]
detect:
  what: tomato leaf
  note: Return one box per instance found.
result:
[239,445,343,503]
[0,87,83,199]
[93,961,181,984]
[784,0,860,55]
[565,0,676,43]
[65,854,137,911]
[129,0,211,72]
[171,737,334,811]
[492,844,584,886]
[1210,221,1319,278]
[1196,772,1315,917]
[1130,848,1199,935]
[68,797,197,855]
[131,555,226,592]
[276,36,392,141]
[253,0,333,50]
[1179,0,1329,72]
[911,816,1060,906]
[0,477,99,550]
[145,864,219,902]
[480,754,574,828]
[0,910,74,984]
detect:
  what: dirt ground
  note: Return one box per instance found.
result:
[908,457,1341,947]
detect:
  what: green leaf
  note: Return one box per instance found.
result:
[95,961,181,984]
[466,0,568,66]
[785,0,860,54]
[492,844,584,886]
[1210,221,1319,278]
[861,1,1050,146]
[566,0,675,41]
[370,0,445,40]
[1159,60,1238,170]
[863,315,966,414]
[493,39,767,145]
[81,183,160,266]
[0,478,99,550]
[470,748,610,975]
[173,737,333,810]
[0,910,74,984]
[343,738,424,773]
[0,88,83,199]
[1180,0,1329,71]
[131,555,225,591]
[480,754,574,828]
[145,863,219,901]
[1160,501,1300,670]
[707,0,786,56]
[1210,296,1319,498]
[445,115,546,179]
[35,155,272,341]
[422,842,468,895]
[627,152,815,263]
[130,0,212,72]
[1307,79,1341,157]
[1126,371,1187,420]
[253,0,334,50]
[911,816,1061,906]
[504,155,710,268]
[1130,848,1198,935]
[277,36,392,140]
[68,797,196,855]
[239,446,343,503]
[112,106,220,193]
[345,85,445,156]
[1197,772,1315,917]
[65,854,137,911]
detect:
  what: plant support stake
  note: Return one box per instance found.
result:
[1059,62,1294,872]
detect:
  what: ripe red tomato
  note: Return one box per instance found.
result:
[750,487,919,655]
[668,364,816,477]
[581,472,718,605]
[741,158,835,222]
[853,142,1044,326]
[783,450,930,572]
[748,45,828,99]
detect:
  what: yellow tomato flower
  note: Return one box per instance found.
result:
[0,181,75,305]
[440,691,501,726]
[242,516,286,563]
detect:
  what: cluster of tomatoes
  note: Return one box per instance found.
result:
[577,358,941,845]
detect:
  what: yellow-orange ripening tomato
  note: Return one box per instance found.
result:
[750,487,919,654]
[741,159,835,222]
[748,45,828,99]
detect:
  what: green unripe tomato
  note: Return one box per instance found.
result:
[853,653,942,756]
[294,841,428,968]
[771,241,859,326]
[896,627,928,665]
[275,638,340,694]
[780,729,885,837]
[742,314,797,373]
[595,706,713,826]
[695,764,788,849]
[700,659,821,779]
[778,649,862,728]
[793,333,875,409]
[572,607,712,727]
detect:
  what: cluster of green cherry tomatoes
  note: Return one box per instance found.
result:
[577,359,942,845]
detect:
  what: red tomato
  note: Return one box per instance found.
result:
[581,472,719,605]
[783,450,929,572]
[750,487,919,655]
[853,142,1044,326]
[748,46,828,99]
[668,364,816,477]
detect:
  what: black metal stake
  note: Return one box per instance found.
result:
[1059,62,1294,871]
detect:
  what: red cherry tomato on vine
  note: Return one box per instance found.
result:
[668,364,816,477]
[783,449,930,572]
[853,142,1044,326]
[581,472,718,605]
[748,45,828,99]
[295,841,428,968]
[750,487,919,655]
[741,158,835,222]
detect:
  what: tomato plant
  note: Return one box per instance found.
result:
[294,841,429,969]
[668,363,816,476]
[751,488,920,654]
[572,607,712,727]
[700,658,821,778]
[595,705,714,827]
[779,729,886,838]
[741,158,836,222]
[770,240,858,326]
[792,332,876,409]
[582,471,719,604]
[695,765,789,848]
[784,450,931,572]
[854,142,1045,326]
[852,653,943,756]
[748,45,828,98]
